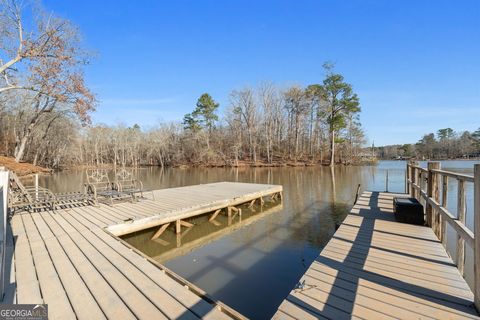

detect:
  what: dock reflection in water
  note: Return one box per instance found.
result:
[123,201,284,264]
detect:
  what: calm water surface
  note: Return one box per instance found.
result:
[37,160,479,319]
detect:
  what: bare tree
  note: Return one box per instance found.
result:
[283,86,308,161]
[258,82,280,164]
[230,88,258,163]
[0,0,95,162]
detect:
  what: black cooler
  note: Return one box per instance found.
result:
[393,197,424,225]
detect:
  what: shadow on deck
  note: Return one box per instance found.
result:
[274,191,479,320]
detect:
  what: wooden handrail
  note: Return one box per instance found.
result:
[406,161,479,311]
[407,164,474,182]
[430,169,474,182]
[409,165,428,173]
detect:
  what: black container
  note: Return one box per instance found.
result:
[393,197,424,225]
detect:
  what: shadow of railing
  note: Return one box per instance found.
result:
[282,191,478,318]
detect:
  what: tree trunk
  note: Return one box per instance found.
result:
[15,135,29,162]
[329,129,335,166]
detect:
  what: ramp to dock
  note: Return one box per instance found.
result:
[274,191,479,320]
[5,182,282,320]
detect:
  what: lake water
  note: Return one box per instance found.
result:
[37,160,480,319]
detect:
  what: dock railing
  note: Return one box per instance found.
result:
[406,161,479,311]
[0,167,8,301]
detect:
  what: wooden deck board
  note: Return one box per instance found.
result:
[40,212,137,320]
[6,181,281,319]
[59,210,200,320]
[21,214,77,319]
[28,213,106,320]
[274,191,479,320]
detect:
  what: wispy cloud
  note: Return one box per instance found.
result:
[101,97,175,106]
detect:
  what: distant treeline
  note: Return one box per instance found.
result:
[0,74,368,168]
[376,128,480,160]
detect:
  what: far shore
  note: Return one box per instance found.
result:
[5,155,479,178]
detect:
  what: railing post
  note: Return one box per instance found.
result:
[427,162,440,230]
[405,165,408,194]
[441,175,448,245]
[474,164,480,311]
[457,179,466,275]
[410,162,417,198]
[417,169,423,200]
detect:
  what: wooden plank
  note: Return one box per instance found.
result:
[50,212,166,319]
[28,213,106,320]
[277,299,329,320]
[21,214,76,319]
[421,194,475,249]
[151,223,170,240]
[273,191,479,319]
[431,169,474,183]
[41,211,137,320]
[208,209,222,222]
[62,209,199,320]
[293,278,429,320]
[10,216,42,304]
[305,264,479,318]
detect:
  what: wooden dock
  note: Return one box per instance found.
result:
[273,190,479,319]
[1,181,282,319]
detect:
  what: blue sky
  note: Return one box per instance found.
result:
[44,0,479,145]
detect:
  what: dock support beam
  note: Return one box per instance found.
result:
[209,209,222,222]
[227,206,241,218]
[474,164,480,311]
[176,219,194,234]
[151,223,170,240]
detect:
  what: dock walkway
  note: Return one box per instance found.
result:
[274,191,479,320]
[4,182,282,319]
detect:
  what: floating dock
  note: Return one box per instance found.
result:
[273,191,479,319]
[3,181,282,319]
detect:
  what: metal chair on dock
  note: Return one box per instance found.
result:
[8,175,56,213]
[8,172,92,213]
[85,169,134,205]
[53,191,94,209]
[114,168,155,201]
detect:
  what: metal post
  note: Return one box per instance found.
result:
[35,173,39,201]
[385,170,389,192]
